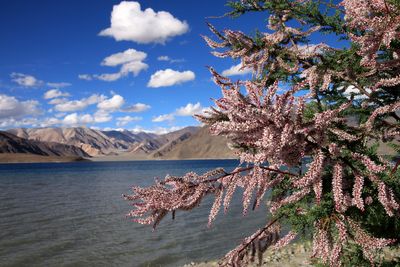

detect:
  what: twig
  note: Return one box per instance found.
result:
[236,215,284,255]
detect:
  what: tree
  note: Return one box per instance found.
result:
[123,0,400,266]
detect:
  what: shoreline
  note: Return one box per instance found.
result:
[0,153,90,164]
[0,154,237,164]
[183,242,312,267]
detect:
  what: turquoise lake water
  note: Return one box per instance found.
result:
[0,160,268,267]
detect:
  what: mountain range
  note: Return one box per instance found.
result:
[1,126,235,162]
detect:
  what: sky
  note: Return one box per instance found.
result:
[0,0,343,134]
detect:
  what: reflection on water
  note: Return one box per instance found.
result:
[0,160,269,267]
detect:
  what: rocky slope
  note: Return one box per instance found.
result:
[152,126,235,159]
[5,126,236,160]
[8,127,117,156]
[0,131,89,158]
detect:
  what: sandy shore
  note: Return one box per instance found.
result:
[183,242,400,267]
[0,153,89,163]
[183,242,312,267]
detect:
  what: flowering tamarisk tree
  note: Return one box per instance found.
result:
[124,0,400,266]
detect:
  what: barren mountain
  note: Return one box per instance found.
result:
[152,126,235,159]
[8,127,119,156]
[0,131,89,158]
[5,126,236,160]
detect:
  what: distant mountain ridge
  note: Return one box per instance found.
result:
[4,126,235,161]
[0,131,89,158]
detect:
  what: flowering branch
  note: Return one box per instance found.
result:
[125,0,400,266]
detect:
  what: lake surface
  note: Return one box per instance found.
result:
[0,160,269,267]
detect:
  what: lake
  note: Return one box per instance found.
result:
[0,160,268,267]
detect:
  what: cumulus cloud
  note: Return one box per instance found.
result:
[47,82,71,88]
[0,94,40,119]
[80,114,94,124]
[62,110,114,125]
[80,49,148,82]
[39,117,61,127]
[101,49,146,66]
[175,102,203,116]
[0,117,39,129]
[62,113,94,125]
[341,85,371,100]
[116,115,142,126]
[62,113,79,125]
[10,73,43,87]
[221,63,252,77]
[152,114,175,122]
[93,110,112,123]
[54,94,105,112]
[48,98,68,105]
[44,89,70,99]
[122,103,151,112]
[147,69,195,88]
[97,94,125,111]
[99,1,189,44]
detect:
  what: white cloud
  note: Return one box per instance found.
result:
[62,113,95,125]
[101,49,146,66]
[54,94,105,112]
[94,73,123,82]
[54,112,66,118]
[81,49,148,82]
[130,125,184,134]
[221,63,252,77]
[99,1,189,44]
[157,55,185,63]
[175,102,203,116]
[340,85,371,100]
[10,73,43,87]
[93,110,112,123]
[44,89,70,99]
[40,117,61,127]
[119,60,148,76]
[63,113,79,125]
[47,82,71,88]
[78,74,93,81]
[48,98,69,105]
[116,115,142,126]
[97,94,125,111]
[80,114,94,124]
[157,56,170,61]
[0,94,40,119]
[147,69,195,88]
[152,114,175,122]
[122,103,151,112]
[0,117,39,129]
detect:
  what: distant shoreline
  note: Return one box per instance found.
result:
[0,153,90,164]
[0,153,237,164]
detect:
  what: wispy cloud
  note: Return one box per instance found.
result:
[46,82,71,88]
[10,73,43,87]
[116,115,142,126]
[152,113,175,122]
[122,103,151,113]
[43,89,70,99]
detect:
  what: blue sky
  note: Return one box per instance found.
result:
[0,0,343,133]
